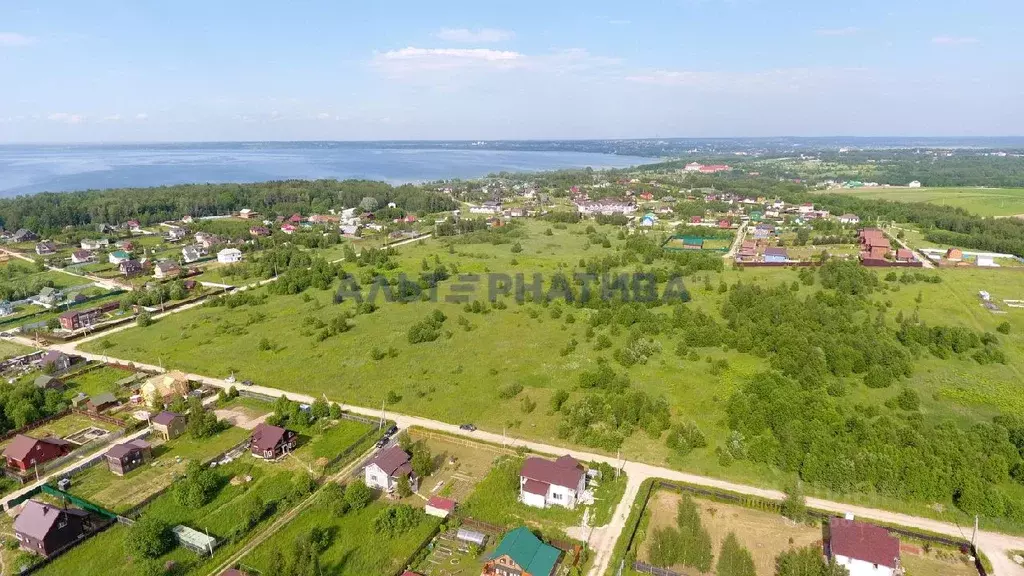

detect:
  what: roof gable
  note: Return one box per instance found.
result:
[490,527,560,576]
[368,445,412,476]
[829,518,900,568]
[520,455,584,490]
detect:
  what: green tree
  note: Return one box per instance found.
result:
[124,515,174,559]
[717,532,756,576]
[173,461,219,507]
[136,311,152,327]
[781,482,808,522]
[344,479,373,510]
[776,545,850,576]
[648,527,681,567]
[396,474,413,498]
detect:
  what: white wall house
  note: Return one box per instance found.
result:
[364,445,418,494]
[908,180,922,188]
[575,200,637,216]
[217,248,242,264]
[838,214,861,225]
[827,517,900,576]
[468,202,501,215]
[519,455,586,510]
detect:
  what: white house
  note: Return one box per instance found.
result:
[838,214,861,225]
[827,517,900,576]
[519,455,586,509]
[81,238,109,250]
[217,248,243,264]
[683,162,703,172]
[181,245,206,263]
[364,445,418,493]
[71,250,95,264]
[108,250,131,265]
[575,200,637,216]
[908,180,922,188]
[469,201,502,215]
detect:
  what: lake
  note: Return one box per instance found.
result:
[0,143,653,196]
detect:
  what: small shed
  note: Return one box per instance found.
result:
[425,496,456,518]
[172,525,217,555]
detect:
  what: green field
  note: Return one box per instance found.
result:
[0,413,116,451]
[834,187,1024,217]
[67,426,249,513]
[64,364,140,397]
[243,497,441,575]
[80,220,1024,531]
[0,340,35,360]
[37,458,298,576]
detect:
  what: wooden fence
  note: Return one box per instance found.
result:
[632,562,686,576]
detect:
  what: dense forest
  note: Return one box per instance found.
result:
[0,179,457,234]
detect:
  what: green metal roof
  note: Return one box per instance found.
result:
[489,527,560,576]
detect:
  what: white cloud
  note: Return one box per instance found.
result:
[435,28,514,43]
[373,47,525,72]
[815,27,859,37]
[47,112,85,124]
[135,113,149,120]
[608,19,631,25]
[0,32,36,47]
[932,36,979,45]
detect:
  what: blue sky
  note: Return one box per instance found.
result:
[1,0,1022,142]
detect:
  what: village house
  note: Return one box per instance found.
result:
[280,223,297,234]
[32,287,62,307]
[826,517,900,576]
[895,248,916,263]
[71,249,94,264]
[86,392,119,413]
[908,180,922,188]
[339,225,360,236]
[39,350,72,372]
[752,224,775,239]
[683,162,703,172]
[119,259,143,277]
[238,208,256,219]
[250,423,297,459]
[425,496,456,518]
[80,238,109,250]
[154,259,181,279]
[945,248,963,262]
[125,220,141,232]
[35,241,56,255]
[838,213,861,225]
[3,435,73,471]
[764,247,789,263]
[195,232,222,249]
[181,245,205,263]
[469,201,502,215]
[575,199,637,216]
[482,527,560,576]
[0,300,13,316]
[13,500,89,557]
[104,439,152,476]
[166,226,187,241]
[519,455,586,510]
[33,375,64,391]
[108,250,131,265]
[364,445,418,494]
[217,248,243,263]
[11,229,39,243]
[141,371,191,407]
[58,301,119,331]
[151,411,187,440]
[249,226,270,237]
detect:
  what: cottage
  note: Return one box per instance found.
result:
[827,517,900,576]
[119,259,143,277]
[217,248,243,264]
[141,371,191,406]
[519,455,586,510]
[280,224,297,234]
[3,435,73,471]
[166,226,187,241]
[895,248,915,262]
[115,239,135,251]
[58,301,119,331]
[39,351,72,372]
[339,225,360,236]
[482,527,560,576]
[13,500,89,557]
[238,208,256,219]
[181,245,206,263]
[470,201,503,215]
[104,439,152,476]
[425,496,456,518]
[81,238,109,250]
[0,300,13,316]
[248,226,270,237]
[125,220,141,231]
[250,423,297,459]
[35,242,56,255]
[11,229,39,243]
[152,411,187,440]
[33,286,62,307]
[364,445,418,493]
[86,392,119,413]
[154,259,181,279]
[764,247,789,263]
[908,180,922,188]
[33,375,64,391]
[71,250,94,264]
[838,214,861,225]
[108,250,131,265]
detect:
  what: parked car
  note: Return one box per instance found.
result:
[241,380,253,386]
[459,423,477,432]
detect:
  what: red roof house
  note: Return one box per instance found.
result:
[827,518,900,574]
[519,455,586,510]
[895,248,915,262]
[249,423,297,459]
[425,496,456,518]
[3,435,73,471]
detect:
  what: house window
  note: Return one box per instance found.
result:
[370,475,378,483]
[552,492,562,500]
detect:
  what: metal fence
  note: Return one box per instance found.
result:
[632,561,686,576]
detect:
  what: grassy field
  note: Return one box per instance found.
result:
[36,458,299,576]
[67,426,249,513]
[831,187,1024,217]
[243,497,442,575]
[78,220,1024,531]
[0,413,116,451]
[63,364,140,397]
[0,340,35,360]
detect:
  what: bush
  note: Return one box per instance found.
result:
[997,321,1011,334]
[895,387,920,411]
[124,515,174,559]
[173,461,220,507]
[136,312,153,327]
[666,421,708,456]
[344,479,373,510]
[498,382,524,399]
[781,482,808,522]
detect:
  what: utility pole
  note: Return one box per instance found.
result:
[379,399,385,431]
[972,515,978,547]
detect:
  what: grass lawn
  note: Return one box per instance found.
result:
[64,364,140,398]
[410,429,513,504]
[0,340,35,361]
[0,413,116,451]
[67,426,249,513]
[830,187,1024,218]
[412,527,496,576]
[78,221,1024,532]
[901,549,980,576]
[243,497,442,575]
[36,457,299,576]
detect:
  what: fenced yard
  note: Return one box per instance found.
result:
[413,527,493,576]
[0,412,117,452]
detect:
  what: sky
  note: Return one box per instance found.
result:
[1,0,1022,142]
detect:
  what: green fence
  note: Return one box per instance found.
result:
[40,484,118,520]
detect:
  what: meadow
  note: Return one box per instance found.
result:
[80,220,1024,529]
[833,187,1024,218]
[0,339,34,360]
